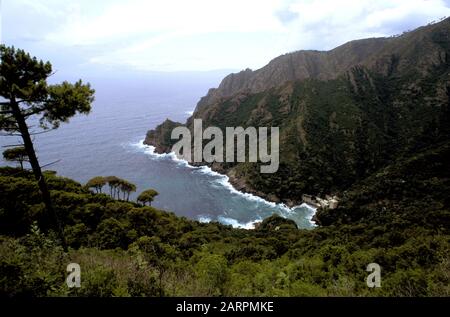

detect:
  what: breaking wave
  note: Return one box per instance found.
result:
[130,139,317,228]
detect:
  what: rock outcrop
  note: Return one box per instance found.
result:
[144,119,182,153]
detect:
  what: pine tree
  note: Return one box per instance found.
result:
[3,146,29,170]
[0,46,95,249]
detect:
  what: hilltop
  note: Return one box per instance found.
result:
[146,17,450,205]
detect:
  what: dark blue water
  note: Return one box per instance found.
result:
[0,73,315,229]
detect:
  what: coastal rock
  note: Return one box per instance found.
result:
[144,119,182,153]
[144,18,450,205]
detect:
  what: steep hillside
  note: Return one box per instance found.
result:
[1,140,449,296]
[145,18,450,204]
[315,140,450,228]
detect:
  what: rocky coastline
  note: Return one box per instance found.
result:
[144,134,320,209]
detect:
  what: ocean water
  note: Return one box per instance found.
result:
[0,73,315,229]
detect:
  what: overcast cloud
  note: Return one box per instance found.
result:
[1,0,450,75]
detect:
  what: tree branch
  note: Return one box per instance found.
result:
[23,106,46,118]
[16,98,46,104]
[2,143,25,148]
[29,127,57,135]
[0,126,20,131]
[40,159,61,169]
[0,132,22,137]
[48,70,58,78]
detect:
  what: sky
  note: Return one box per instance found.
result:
[1,0,450,76]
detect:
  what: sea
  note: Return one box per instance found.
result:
[0,72,315,229]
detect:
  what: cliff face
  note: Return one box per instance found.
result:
[193,20,449,112]
[145,18,450,204]
[207,39,388,95]
[144,119,182,153]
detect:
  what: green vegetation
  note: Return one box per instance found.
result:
[1,21,450,298]
[2,147,28,170]
[85,176,107,194]
[0,139,448,296]
[137,189,159,206]
[95,176,138,201]
[87,176,150,203]
[147,18,450,205]
[0,45,95,248]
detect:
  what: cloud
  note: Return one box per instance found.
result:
[2,0,450,72]
[45,0,283,46]
[2,0,69,43]
[277,0,450,52]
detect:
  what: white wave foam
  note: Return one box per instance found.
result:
[297,203,317,226]
[217,216,262,229]
[197,215,212,223]
[195,165,302,216]
[197,214,261,229]
[130,140,196,168]
[130,139,318,225]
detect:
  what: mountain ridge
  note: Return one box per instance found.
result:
[145,17,450,205]
[194,18,448,109]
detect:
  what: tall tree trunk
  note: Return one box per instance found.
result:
[9,98,67,250]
